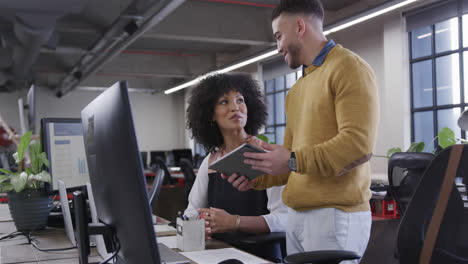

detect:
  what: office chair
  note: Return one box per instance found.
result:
[388,152,434,215]
[148,165,165,210]
[153,158,177,185]
[179,158,196,206]
[397,144,468,264]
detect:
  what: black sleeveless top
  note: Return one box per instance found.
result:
[207,172,269,216]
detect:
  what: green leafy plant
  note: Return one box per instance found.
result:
[256,133,275,144]
[0,131,51,193]
[386,127,460,158]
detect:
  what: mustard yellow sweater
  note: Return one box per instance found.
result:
[255,44,379,212]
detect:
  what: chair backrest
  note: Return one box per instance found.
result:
[148,167,165,210]
[388,152,434,215]
[153,158,176,185]
[179,158,196,205]
[397,144,468,264]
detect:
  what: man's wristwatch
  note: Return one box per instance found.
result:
[288,152,297,172]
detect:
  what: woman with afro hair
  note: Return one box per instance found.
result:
[183,73,287,260]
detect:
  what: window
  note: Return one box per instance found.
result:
[264,70,302,145]
[409,15,466,152]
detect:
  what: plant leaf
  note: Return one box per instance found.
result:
[10,173,27,193]
[407,142,425,152]
[39,152,50,168]
[438,127,456,148]
[25,168,34,175]
[256,134,269,143]
[1,182,14,193]
[0,168,14,176]
[0,175,9,183]
[32,171,51,183]
[387,147,402,158]
[29,141,42,173]
[17,131,32,163]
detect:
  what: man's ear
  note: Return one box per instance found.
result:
[296,18,306,38]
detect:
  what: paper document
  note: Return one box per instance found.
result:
[154,224,177,233]
[157,236,178,249]
[180,248,268,264]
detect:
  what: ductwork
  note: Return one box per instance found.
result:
[55,0,186,97]
[0,0,88,92]
[11,13,56,90]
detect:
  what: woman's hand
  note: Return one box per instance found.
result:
[198,207,237,240]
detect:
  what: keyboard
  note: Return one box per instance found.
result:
[158,243,190,264]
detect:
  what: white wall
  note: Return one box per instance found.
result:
[0,86,186,152]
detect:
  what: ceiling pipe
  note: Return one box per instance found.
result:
[199,0,275,8]
[11,13,56,90]
[55,0,186,98]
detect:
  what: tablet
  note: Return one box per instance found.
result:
[209,143,266,180]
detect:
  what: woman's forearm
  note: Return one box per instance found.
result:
[238,215,270,233]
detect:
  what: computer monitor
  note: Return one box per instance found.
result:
[172,148,193,167]
[41,118,90,193]
[27,84,36,133]
[80,81,161,263]
[149,151,166,167]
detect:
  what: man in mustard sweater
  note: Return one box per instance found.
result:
[222,0,379,262]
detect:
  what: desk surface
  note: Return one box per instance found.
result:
[0,204,269,264]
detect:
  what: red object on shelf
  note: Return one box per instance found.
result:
[370,198,400,219]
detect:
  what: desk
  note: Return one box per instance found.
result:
[0,205,269,263]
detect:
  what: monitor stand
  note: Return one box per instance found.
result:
[74,190,116,264]
[57,180,76,246]
[57,181,97,249]
[86,183,113,260]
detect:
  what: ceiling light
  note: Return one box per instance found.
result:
[164,50,278,94]
[164,0,420,94]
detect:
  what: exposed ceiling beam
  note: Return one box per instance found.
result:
[55,0,187,97]
[143,33,275,46]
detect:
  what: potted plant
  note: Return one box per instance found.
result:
[386,127,463,158]
[0,131,52,231]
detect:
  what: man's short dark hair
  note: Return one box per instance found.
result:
[272,0,324,21]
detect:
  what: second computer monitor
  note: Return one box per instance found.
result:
[172,148,193,167]
[41,118,90,192]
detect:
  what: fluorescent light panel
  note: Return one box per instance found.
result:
[164,0,420,94]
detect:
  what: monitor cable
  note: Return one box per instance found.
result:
[98,232,120,264]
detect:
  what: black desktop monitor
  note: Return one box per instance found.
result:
[172,148,193,167]
[27,84,36,133]
[41,118,90,193]
[80,81,161,263]
[150,151,166,167]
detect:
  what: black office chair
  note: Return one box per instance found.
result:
[396,144,468,264]
[179,158,196,206]
[153,158,177,185]
[388,152,434,215]
[148,165,165,210]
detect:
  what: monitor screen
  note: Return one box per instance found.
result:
[27,84,36,133]
[81,81,161,263]
[41,118,90,192]
[150,151,166,167]
[172,148,193,167]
